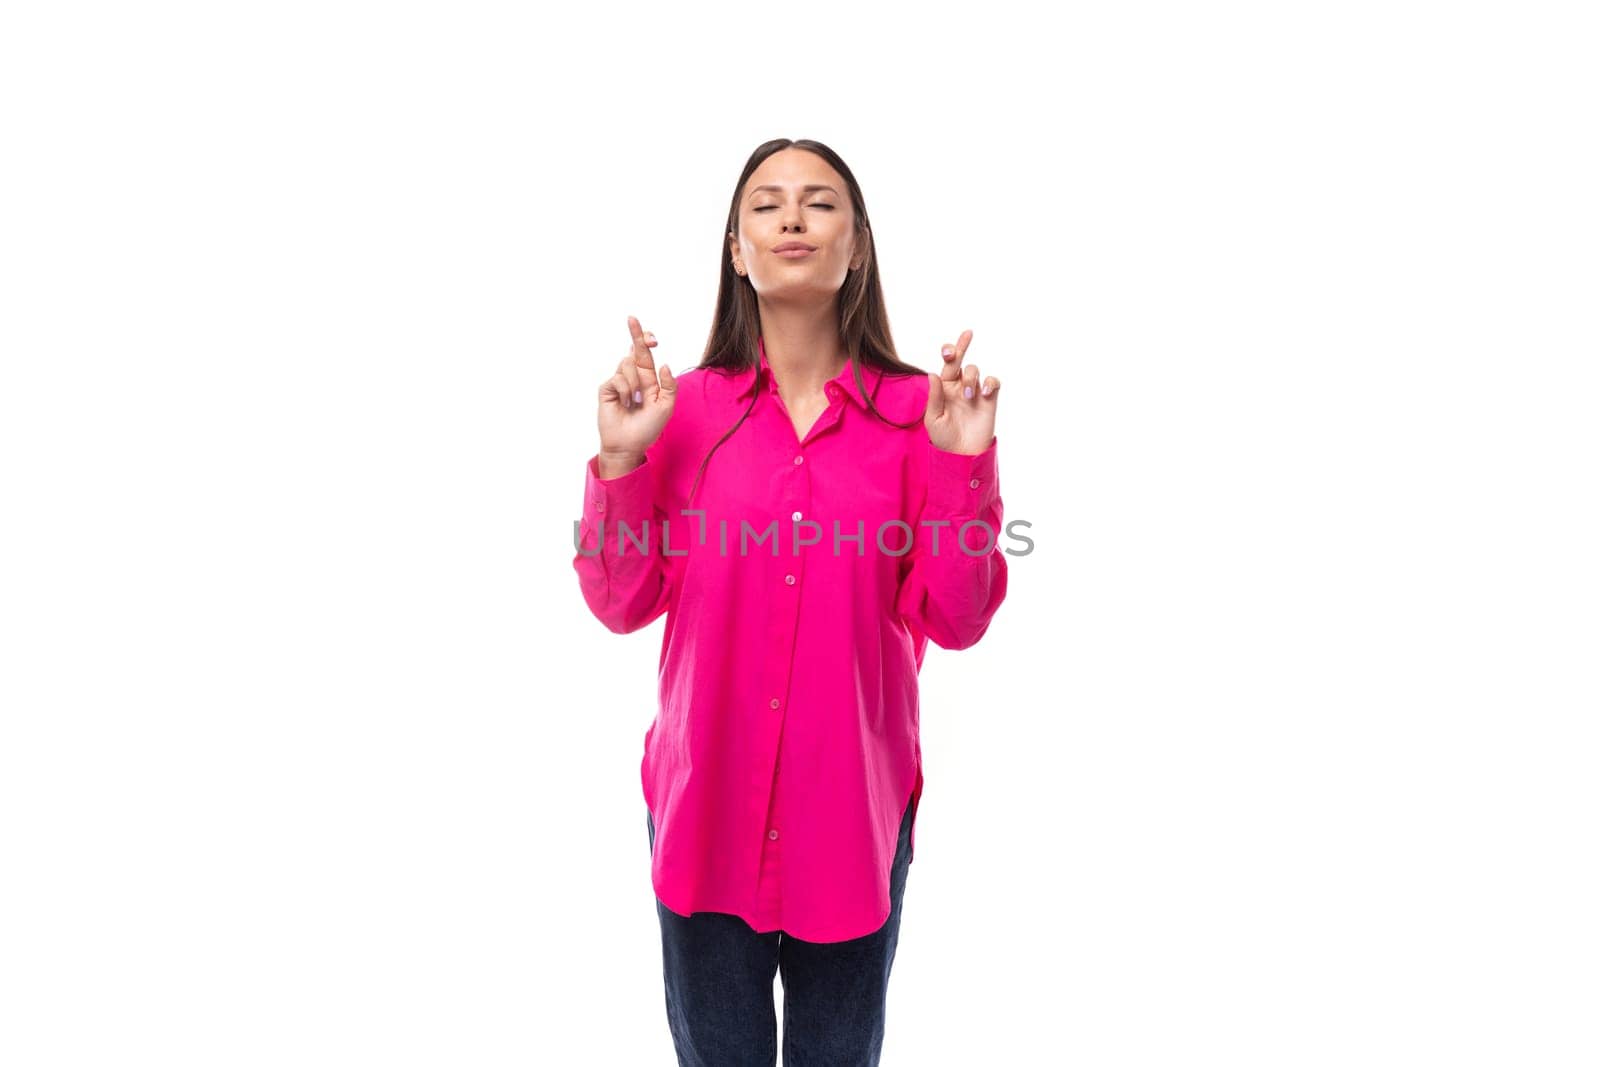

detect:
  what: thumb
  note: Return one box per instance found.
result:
[925,372,944,421]
[657,362,677,400]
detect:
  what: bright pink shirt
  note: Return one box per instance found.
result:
[573,336,1008,943]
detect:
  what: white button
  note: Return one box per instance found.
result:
[794,455,804,465]
[784,574,796,585]
[969,478,980,488]
[791,510,803,521]
[770,698,781,709]
[768,829,779,840]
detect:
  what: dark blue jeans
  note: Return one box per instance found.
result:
[647,792,917,1067]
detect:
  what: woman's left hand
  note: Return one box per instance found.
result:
[924,329,999,455]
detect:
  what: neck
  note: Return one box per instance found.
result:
[757,300,848,394]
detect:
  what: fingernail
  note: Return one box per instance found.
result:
[964,386,973,399]
[633,390,642,404]
[942,346,954,356]
[981,384,992,396]
[646,333,655,342]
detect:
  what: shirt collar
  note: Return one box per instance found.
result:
[736,335,885,411]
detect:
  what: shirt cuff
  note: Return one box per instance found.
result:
[926,433,999,518]
[584,452,655,525]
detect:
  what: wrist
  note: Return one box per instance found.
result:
[931,435,993,457]
[597,450,645,479]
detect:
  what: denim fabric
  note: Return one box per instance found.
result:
[647,792,918,1066]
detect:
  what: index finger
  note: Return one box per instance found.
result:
[627,315,657,371]
[940,328,974,382]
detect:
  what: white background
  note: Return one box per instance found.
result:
[3,2,1596,1064]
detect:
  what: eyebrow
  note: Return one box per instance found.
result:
[747,183,840,199]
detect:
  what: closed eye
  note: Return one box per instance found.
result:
[754,205,834,211]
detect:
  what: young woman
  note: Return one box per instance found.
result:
[573,138,1008,1066]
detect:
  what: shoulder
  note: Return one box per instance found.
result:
[654,365,727,450]
[872,366,935,427]
[678,362,754,415]
[656,364,708,404]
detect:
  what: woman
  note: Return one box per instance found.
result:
[572,138,1008,1066]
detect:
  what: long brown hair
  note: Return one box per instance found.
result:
[686,138,929,505]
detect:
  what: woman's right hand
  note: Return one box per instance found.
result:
[598,315,678,472]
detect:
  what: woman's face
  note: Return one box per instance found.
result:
[729,149,865,301]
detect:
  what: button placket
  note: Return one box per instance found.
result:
[750,437,807,900]
[752,431,812,902]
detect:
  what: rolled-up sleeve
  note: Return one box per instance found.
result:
[894,433,1008,650]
